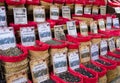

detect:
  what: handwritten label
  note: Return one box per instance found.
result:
[62,6,71,19]
[90,21,98,34]
[100,40,107,56]
[100,6,106,15]
[98,19,105,31]
[108,38,116,52]
[106,17,112,30]
[84,6,91,14]
[92,6,99,15]
[75,4,83,15]
[113,18,119,28]
[91,44,99,60]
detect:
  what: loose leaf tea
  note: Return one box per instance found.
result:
[58,72,80,82]
[96,59,112,66]
[85,63,102,72]
[45,40,63,45]
[105,55,120,61]
[0,47,22,56]
[75,68,94,78]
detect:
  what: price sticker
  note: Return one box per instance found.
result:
[38,22,52,42]
[100,6,106,15]
[92,6,99,15]
[33,6,45,23]
[75,4,83,15]
[62,6,71,19]
[106,17,112,30]
[13,8,27,24]
[91,44,99,60]
[67,21,77,37]
[98,19,106,31]
[108,38,116,52]
[20,27,36,46]
[90,21,98,34]
[100,40,108,56]
[80,21,88,36]
[113,18,120,28]
[0,27,16,50]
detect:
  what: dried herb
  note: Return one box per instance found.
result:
[45,40,63,45]
[75,68,94,78]
[96,59,112,66]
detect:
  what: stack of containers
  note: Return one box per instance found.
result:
[6,0,26,10]
[1,45,29,83]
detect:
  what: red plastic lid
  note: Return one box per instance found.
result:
[47,19,57,28]
[0,0,4,2]
[65,0,75,4]
[26,0,40,5]
[41,0,53,3]
[85,0,94,5]
[66,41,79,49]
[74,0,85,4]
[6,0,26,5]
[54,0,65,3]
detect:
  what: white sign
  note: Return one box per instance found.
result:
[13,8,27,24]
[68,51,80,70]
[62,6,71,19]
[100,40,108,56]
[91,44,99,60]
[75,4,83,15]
[53,52,67,74]
[67,21,77,37]
[20,27,36,46]
[38,22,52,42]
[50,5,59,20]
[0,6,7,27]
[0,27,16,50]
[106,17,112,30]
[113,18,120,28]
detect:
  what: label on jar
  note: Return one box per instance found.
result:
[114,7,120,13]
[0,6,7,27]
[91,44,99,60]
[12,77,27,83]
[33,6,45,23]
[67,21,77,37]
[106,17,112,30]
[80,46,90,63]
[50,5,59,20]
[62,6,71,19]
[100,40,108,56]
[38,22,52,42]
[92,6,99,15]
[98,19,106,31]
[54,25,66,40]
[79,21,88,36]
[20,27,36,46]
[116,37,120,48]
[108,38,116,52]
[30,60,49,83]
[75,4,83,15]
[113,18,120,28]
[0,27,16,50]
[13,8,27,24]
[68,51,80,70]
[90,21,98,34]
[84,5,91,14]
[100,6,106,15]
[53,52,67,74]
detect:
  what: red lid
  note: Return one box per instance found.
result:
[42,0,53,3]
[26,0,40,5]
[74,0,85,4]
[6,0,26,5]
[0,0,4,2]
[47,19,57,28]
[54,0,65,4]
[65,0,75,4]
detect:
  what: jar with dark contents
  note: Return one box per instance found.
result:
[58,72,80,82]
[75,68,94,78]
[95,59,112,66]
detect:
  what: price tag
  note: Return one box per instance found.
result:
[68,51,80,70]
[67,21,77,37]
[30,60,49,83]
[54,25,66,40]
[108,38,116,52]
[116,37,120,48]
[79,21,88,36]
[100,6,106,15]
[33,6,45,23]
[0,27,16,50]
[50,5,59,20]
[38,22,52,42]
[20,27,36,46]
[90,21,98,34]
[13,8,27,24]
[0,6,7,27]
[115,7,120,13]
[75,4,83,15]
[98,19,106,31]
[84,5,91,14]
[100,40,108,56]
[106,17,112,30]
[53,52,67,74]
[92,6,99,15]
[80,46,90,64]
[91,44,99,60]
[62,6,71,19]
[113,18,120,28]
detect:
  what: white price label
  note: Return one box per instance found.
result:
[20,27,36,46]
[91,44,99,60]
[0,27,16,50]
[68,51,80,70]
[100,6,106,15]
[0,6,7,27]
[38,22,52,42]
[33,6,45,22]
[53,52,67,74]
[50,6,59,20]
[108,38,116,52]
[75,4,83,15]
[13,8,27,24]
[62,6,71,19]
[113,18,120,28]
[90,21,98,34]
[98,19,105,31]
[67,21,77,37]
[84,6,91,14]
[106,17,112,30]
[100,40,108,56]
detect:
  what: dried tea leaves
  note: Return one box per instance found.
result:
[45,40,63,45]
[96,59,112,66]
